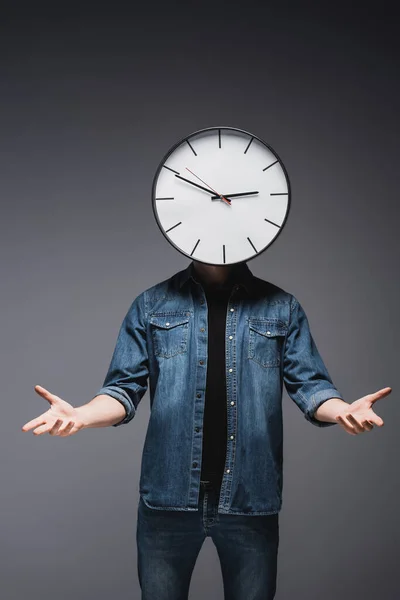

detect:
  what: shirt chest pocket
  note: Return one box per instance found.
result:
[248,318,287,368]
[150,313,190,358]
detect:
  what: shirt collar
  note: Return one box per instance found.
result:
[178,260,256,294]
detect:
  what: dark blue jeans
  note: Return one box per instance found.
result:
[136,480,279,599]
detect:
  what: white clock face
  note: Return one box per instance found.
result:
[152,127,290,266]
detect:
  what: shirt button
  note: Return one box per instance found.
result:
[199,360,204,365]
[196,392,201,398]
[229,335,233,340]
[230,307,234,312]
[200,299,205,305]
[193,462,198,468]
[231,401,235,406]
[230,435,234,440]
[266,330,271,335]
[228,368,233,372]
[226,469,230,473]
[200,327,205,332]
[195,426,200,432]
[166,322,170,326]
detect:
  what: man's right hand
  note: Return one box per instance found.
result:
[21,385,84,437]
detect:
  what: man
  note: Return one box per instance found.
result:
[22,259,391,600]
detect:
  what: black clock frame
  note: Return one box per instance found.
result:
[151,125,292,266]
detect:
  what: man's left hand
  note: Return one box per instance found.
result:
[336,387,392,435]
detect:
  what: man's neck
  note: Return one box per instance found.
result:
[192,261,235,287]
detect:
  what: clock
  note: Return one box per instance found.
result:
[152,126,291,266]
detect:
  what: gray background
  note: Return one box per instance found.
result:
[2,3,399,599]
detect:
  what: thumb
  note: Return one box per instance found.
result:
[370,387,392,405]
[34,385,60,405]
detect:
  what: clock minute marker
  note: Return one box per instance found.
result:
[190,239,200,256]
[163,165,180,175]
[223,244,226,263]
[270,192,288,196]
[244,136,254,154]
[165,221,182,233]
[247,237,258,253]
[156,197,175,201]
[218,129,221,148]
[263,160,278,171]
[186,140,197,156]
[264,217,280,228]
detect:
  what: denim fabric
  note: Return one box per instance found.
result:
[136,480,279,600]
[95,260,344,515]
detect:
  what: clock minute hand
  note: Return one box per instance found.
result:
[175,173,217,196]
[211,191,259,200]
[185,167,231,206]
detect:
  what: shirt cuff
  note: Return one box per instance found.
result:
[305,388,346,428]
[95,386,136,427]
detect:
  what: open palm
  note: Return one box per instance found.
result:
[336,386,391,435]
[21,385,84,437]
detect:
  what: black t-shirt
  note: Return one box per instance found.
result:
[199,277,236,493]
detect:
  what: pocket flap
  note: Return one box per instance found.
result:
[150,314,190,330]
[248,318,287,337]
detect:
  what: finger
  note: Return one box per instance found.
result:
[48,419,64,436]
[31,420,56,435]
[336,415,357,435]
[34,385,59,405]
[337,413,360,433]
[33,419,63,436]
[58,421,75,437]
[22,417,47,432]
[361,420,374,431]
[346,413,365,433]
[370,387,392,404]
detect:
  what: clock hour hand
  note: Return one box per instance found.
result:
[211,191,259,200]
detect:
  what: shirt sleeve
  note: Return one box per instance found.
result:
[283,295,345,428]
[93,291,149,427]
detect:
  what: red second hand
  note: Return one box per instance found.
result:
[185,167,231,206]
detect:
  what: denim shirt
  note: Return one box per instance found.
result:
[94,261,344,515]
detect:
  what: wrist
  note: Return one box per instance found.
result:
[314,398,349,423]
[74,405,90,429]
